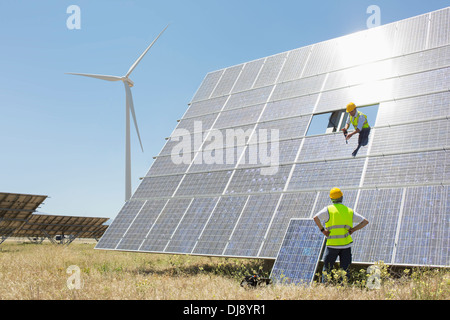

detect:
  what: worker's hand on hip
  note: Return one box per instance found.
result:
[322,229,330,237]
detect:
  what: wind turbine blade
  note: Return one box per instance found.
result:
[123,82,144,152]
[65,73,122,82]
[125,24,169,77]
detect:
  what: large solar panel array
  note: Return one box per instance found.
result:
[96,8,450,267]
[270,219,325,286]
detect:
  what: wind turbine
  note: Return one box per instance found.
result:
[67,24,169,201]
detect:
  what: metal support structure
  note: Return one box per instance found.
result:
[27,236,45,244]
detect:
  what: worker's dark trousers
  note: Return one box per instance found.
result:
[352,127,371,157]
[322,247,352,282]
[358,127,371,147]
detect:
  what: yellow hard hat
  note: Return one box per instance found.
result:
[346,102,356,113]
[330,187,343,200]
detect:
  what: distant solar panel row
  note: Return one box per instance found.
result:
[97,8,450,267]
[13,214,109,243]
[0,192,109,245]
[0,192,47,244]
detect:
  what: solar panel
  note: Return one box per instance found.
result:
[231,59,265,93]
[429,8,450,48]
[270,218,325,286]
[184,96,228,119]
[253,53,287,88]
[96,8,450,268]
[210,65,243,98]
[224,87,273,111]
[164,197,220,254]
[0,192,47,245]
[223,194,281,257]
[394,185,449,266]
[191,70,223,102]
[193,195,248,255]
[351,188,404,263]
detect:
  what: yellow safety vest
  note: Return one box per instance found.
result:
[350,111,370,130]
[325,204,354,247]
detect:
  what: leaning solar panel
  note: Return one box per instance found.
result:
[270,219,325,286]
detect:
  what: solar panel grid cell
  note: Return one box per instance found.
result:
[211,65,243,98]
[231,59,265,93]
[165,197,220,254]
[138,198,193,252]
[224,194,281,257]
[191,70,223,102]
[429,9,450,48]
[394,185,449,266]
[352,188,404,263]
[193,196,248,255]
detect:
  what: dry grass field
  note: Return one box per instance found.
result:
[0,241,448,300]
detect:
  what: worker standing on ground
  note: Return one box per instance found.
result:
[342,102,371,157]
[313,188,369,282]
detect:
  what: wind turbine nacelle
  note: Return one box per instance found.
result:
[123,78,134,87]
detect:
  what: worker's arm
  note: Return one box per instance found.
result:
[349,219,369,235]
[346,128,360,140]
[342,123,350,132]
[313,216,330,237]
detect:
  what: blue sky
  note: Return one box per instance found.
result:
[0,0,446,220]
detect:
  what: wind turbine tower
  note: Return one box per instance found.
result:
[67,24,169,201]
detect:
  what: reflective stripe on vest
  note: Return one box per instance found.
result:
[325,204,354,246]
[350,111,370,130]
